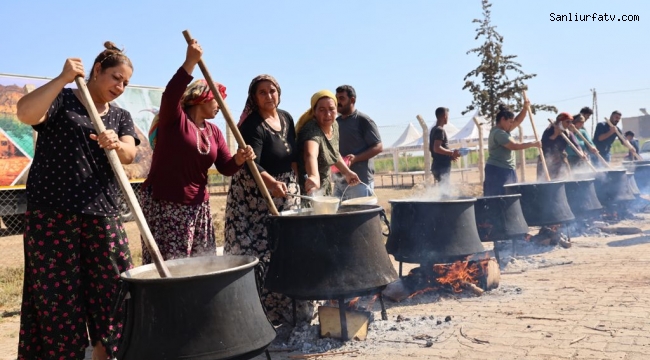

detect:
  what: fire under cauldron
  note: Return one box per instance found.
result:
[386,198,485,275]
[117,255,276,360]
[563,178,602,219]
[265,204,398,340]
[503,181,575,226]
[573,169,635,207]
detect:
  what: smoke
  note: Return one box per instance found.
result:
[404,175,460,201]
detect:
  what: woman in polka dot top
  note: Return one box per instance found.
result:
[15,42,139,360]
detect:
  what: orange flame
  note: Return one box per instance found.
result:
[433,261,480,293]
[347,297,361,310]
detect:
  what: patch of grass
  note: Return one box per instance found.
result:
[0,266,23,313]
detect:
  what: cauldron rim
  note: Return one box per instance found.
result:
[477,194,521,200]
[389,197,477,204]
[565,178,596,183]
[503,180,566,187]
[274,204,382,219]
[120,255,258,283]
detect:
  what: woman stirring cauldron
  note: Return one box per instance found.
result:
[16,42,137,360]
[140,40,255,264]
[224,75,306,324]
[483,103,540,196]
[537,112,582,181]
[296,90,360,195]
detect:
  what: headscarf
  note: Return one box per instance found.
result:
[148,79,226,149]
[295,90,338,135]
[238,74,282,126]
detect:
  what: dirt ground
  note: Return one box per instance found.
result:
[2,164,650,360]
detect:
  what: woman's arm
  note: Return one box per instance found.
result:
[512,99,530,128]
[17,58,84,125]
[158,42,201,126]
[303,140,321,193]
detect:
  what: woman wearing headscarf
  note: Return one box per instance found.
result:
[140,40,255,264]
[296,90,360,195]
[537,112,582,181]
[224,74,303,324]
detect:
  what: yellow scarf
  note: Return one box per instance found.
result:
[295,90,338,135]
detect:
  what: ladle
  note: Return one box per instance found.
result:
[74,77,172,278]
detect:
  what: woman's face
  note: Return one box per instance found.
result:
[254,80,279,112]
[574,121,584,129]
[499,116,515,132]
[93,63,132,103]
[199,99,220,119]
[314,97,337,128]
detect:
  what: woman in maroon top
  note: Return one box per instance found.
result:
[139,40,254,264]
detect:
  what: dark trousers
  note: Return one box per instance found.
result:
[432,165,451,183]
[18,209,133,360]
[483,163,518,196]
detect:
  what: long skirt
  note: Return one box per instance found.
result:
[138,185,216,264]
[18,209,133,360]
[224,169,309,324]
[537,152,570,181]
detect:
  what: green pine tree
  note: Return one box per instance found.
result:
[462,0,557,125]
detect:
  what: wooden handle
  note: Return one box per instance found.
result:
[605,117,643,161]
[572,125,612,169]
[547,119,597,172]
[523,91,551,181]
[74,77,172,278]
[182,30,280,216]
[472,116,485,185]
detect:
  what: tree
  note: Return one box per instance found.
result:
[462,0,556,125]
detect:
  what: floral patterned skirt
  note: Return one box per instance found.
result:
[138,185,215,264]
[224,169,315,323]
[18,209,133,360]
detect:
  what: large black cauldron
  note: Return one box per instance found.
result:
[573,170,635,206]
[503,181,575,226]
[474,194,528,242]
[118,256,275,360]
[265,205,398,300]
[386,198,485,264]
[564,178,602,219]
[623,161,650,194]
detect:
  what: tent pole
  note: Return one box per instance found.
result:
[416,115,432,183]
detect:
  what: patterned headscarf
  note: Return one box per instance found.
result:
[238,74,281,126]
[148,79,227,150]
[295,90,338,135]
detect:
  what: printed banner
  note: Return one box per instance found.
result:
[0,74,163,186]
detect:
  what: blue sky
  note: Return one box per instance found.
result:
[2,0,648,147]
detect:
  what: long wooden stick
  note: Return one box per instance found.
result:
[572,126,612,169]
[473,116,485,184]
[604,117,643,161]
[74,77,172,278]
[182,30,279,216]
[523,91,550,181]
[517,125,526,181]
[547,119,597,172]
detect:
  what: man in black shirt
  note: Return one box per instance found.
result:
[429,107,460,183]
[592,110,623,166]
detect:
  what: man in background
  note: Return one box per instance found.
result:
[429,107,460,183]
[592,110,623,166]
[334,85,383,199]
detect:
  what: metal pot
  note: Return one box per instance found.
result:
[474,194,529,242]
[386,198,485,264]
[573,170,635,206]
[503,181,575,226]
[117,255,276,360]
[265,204,398,299]
[633,164,650,194]
[564,178,602,219]
[627,171,641,197]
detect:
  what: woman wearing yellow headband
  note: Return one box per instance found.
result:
[297,90,360,195]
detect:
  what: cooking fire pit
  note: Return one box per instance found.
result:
[385,198,486,276]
